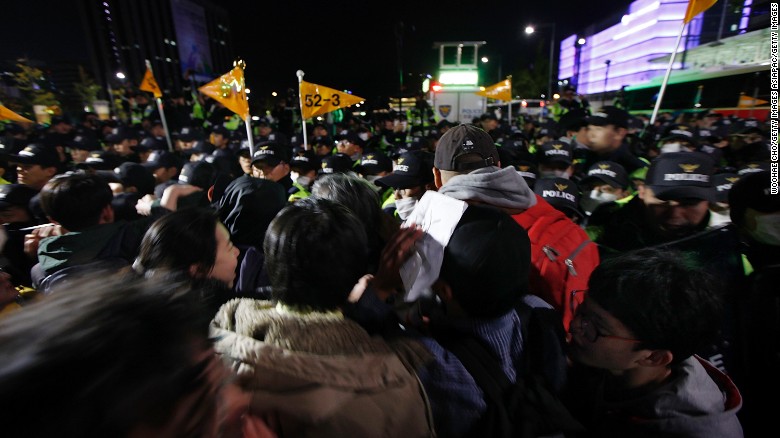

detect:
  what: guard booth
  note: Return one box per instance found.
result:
[426,41,487,124]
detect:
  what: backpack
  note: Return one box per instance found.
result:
[438,298,585,438]
[512,196,600,331]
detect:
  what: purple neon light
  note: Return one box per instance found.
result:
[559,0,704,94]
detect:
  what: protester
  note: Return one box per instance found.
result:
[563,247,744,437]
[30,171,158,291]
[216,174,288,298]
[312,173,397,275]
[432,123,599,331]
[134,207,240,314]
[0,274,276,438]
[211,197,434,437]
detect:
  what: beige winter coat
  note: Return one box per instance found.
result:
[211,298,435,438]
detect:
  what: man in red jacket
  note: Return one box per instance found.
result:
[433,123,599,330]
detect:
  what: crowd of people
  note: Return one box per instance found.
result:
[0,86,777,437]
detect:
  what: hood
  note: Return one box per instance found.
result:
[217,175,287,248]
[603,355,743,437]
[438,166,537,211]
[37,222,125,274]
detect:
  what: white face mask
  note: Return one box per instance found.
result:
[290,171,300,181]
[709,209,731,228]
[358,132,369,141]
[395,196,418,221]
[660,142,682,154]
[296,175,312,187]
[589,189,618,204]
[364,175,381,184]
[747,212,780,246]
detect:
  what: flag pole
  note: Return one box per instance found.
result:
[507,76,512,125]
[235,59,254,157]
[296,70,308,150]
[146,60,174,153]
[649,22,686,125]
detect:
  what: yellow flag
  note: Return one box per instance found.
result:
[198,67,249,120]
[684,0,718,24]
[475,78,512,102]
[139,66,163,98]
[0,104,34,124]
[737,94,769,108]
[299,81,365,119]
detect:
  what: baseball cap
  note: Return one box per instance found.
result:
[179,161,216,189]
[335,131,366,149]
[644,152,716,202]
[9,143,61,168]
[189,140,216,155]
[143,150,182,171]
[176,126,201,142]
[251,142,289,167]
[0,184,38,211]
[736,117,764,135]
[660,124,697,144]
[737,161,770,176]
[728,171,780,221]
[586,106,630,129]
[375,151,434,189]
[211,125,231,138]
[557,109,588,132]
[290,150,319,173]
[534,177,584,219]
[357,152,393,176]
[104,127,134,144]
[511,160,538,188]
[537,140,573,166]
[434,124,499,172]
[318,152,354,175]
[113,162,156,196]
[82,150,122,171]
[580,161,630,189]
[136,136,168,152]
[69,134,102,152]
[312,136,334,148]
[711,172,740,203]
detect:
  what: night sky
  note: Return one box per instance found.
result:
[2,0,634,99]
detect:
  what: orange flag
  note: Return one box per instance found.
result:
[737,94,769,108]
[0,104,34,124]
[139,66,163,98]
[684,0,718,24]
[475,77,512,102]
[198,67,249,120]
[299,81,365,119]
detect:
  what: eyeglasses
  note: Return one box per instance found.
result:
[570,290,642,344]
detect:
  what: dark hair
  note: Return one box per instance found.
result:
[587,247,723,364]
[264,197,368,311]
[311,173,386,272]
[38,171,113,231]
[135,207,222,279]
[439,204,531,317]
[0,274,215,437]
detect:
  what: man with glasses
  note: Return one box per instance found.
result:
[563,247,744,437]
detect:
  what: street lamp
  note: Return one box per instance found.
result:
[525,23,557,103]
[481,55,503,82]
[574,37,586,89]
[603,60,612,105]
